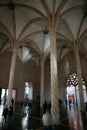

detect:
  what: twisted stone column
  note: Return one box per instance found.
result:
[64,56,70,100]
[7,48,17,107]
[49,27,59,124]
[74,46,84,110]
[40,56,45,107]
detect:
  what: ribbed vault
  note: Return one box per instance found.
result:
[0,0,87,62]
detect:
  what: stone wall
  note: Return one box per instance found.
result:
[0,52,40,102]
[0,51,87,104]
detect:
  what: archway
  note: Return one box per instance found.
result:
[24,82,33,101]
[66,73,87,105]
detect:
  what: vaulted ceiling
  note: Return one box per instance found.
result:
[0,0,87,64]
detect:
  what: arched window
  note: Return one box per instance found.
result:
[24,82,33,101]
[66,73,86,104]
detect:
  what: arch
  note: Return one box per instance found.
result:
[66,73,87,105]
[24,82,33,101]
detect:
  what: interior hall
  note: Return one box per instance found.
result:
[0,0,87,130]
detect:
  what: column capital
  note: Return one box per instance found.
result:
[12,45,18,53]
[73,41,79,51]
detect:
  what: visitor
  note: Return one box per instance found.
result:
[2,105,9,126]
[42,108,54,130]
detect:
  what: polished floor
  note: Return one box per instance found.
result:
[0,103,87,130]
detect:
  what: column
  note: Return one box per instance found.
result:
[75,85,78,105]
[64,56,70,101]
[40,56,45,107]
[74,46,84,110]
[49,27,60,124]
[7,47,17,107]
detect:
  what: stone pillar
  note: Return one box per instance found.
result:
[7,47,17,107]
[49,27,60,124]
[75,85,78,104]
[74,46,84,110]
[64,56,69,101]
[40,56,45,107]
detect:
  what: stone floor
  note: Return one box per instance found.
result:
[0,103,87,130]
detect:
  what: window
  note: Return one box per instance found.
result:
[66,73,87,104]
[24,82,33,101]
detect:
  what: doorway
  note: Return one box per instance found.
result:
[0,88,16,105]
[66,73,87,105]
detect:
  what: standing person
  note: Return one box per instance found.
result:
[8,105,14,120]
[36,99,40,116]
[2,105,9,126]
[42,108,54,130]
[11,98,14,106]
[43,101,48,113]
[85,101,87,114]
[48,101,51,113]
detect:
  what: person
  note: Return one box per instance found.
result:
[11,98,14,106]
[43,101,48,113]
[2,105,9,126]
[48,101,51,113]
[36,99,40,116]
[42,108,54,130]
[8,105,14,120]
[85,101,87,114]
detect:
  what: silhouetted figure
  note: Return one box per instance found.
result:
[69,99,72,106]
[58,99,62,109]
[9,105,14,120]
[2,105,9,125]
[28,102,32,109]
[43,101,48,113]
[65,99,67,106]
[11,98,14,106]
[28,102,32,115]
[85,101,87,114]
[36,99,40,116]
[48,101,51,113]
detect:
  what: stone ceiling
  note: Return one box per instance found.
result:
[0,0,87,64]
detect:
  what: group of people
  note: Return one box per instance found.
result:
[2,98,54,130]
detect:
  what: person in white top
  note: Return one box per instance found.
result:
[42,108,54,130]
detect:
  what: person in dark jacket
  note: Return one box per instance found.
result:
[85,101,87,114]
[43,101,48,113]
[8,105,14,120]
[2,105,9,125]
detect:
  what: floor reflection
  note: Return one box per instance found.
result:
[0,105,4,125]
[0,105,4,116]
[22,113,29,130]
[0,103,86,130]
[67,104,84,130]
